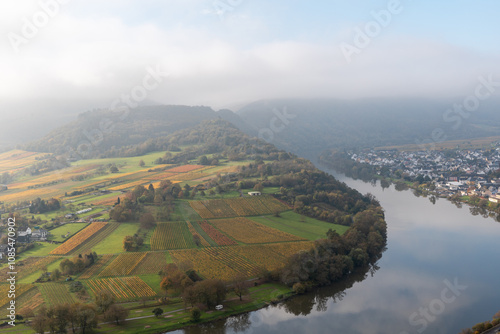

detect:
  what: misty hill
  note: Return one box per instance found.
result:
[24,105,234,158]
[236,98,500,157]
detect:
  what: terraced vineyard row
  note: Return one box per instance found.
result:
[50,222,108,255]
[150,222,196,250]
[79,254,115,279]
[98,253,146,277]
[18,288,44,314]
[0,284,34,309]
[69,222,120,255]
[170,249,238,281]
[186,221,211,247]
[39,283,75,305]
[230,245,286,271]
[198,221,237,246]
[210,217,305,244]
[266,241,315,257]
[190,196,290,219]
[202,248,259,277]
[131,252,169,275]
[87,276,156,300]
[0,256,61,281]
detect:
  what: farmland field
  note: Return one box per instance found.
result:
[198,221,237,246]
[39,283,75,305]
[0,256,61,281]
[79,254,116,279]
[210,217,305,244]
[90,223,139,254]
[190,196,290,219]
[48,223,89,242]
[130,252,170,275]
[170,249,239,281]
[150,222,196,250]
[98,253,146,277]
[0,284,34,309]
[50,222,108,255]
[86,276,157,300]
[67,222,120,255]
[251,211,349,240]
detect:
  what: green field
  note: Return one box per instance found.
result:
[49,223,89,242]
[251,211,349,240]
[91,223,140,254]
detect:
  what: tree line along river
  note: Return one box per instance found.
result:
[170,165,500,334]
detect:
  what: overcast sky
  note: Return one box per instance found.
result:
[1,0,499,114]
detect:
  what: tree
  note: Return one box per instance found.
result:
[139,159,145,167]
[32,307,48,334]
[123,235,134,251]
[292,282,306,294]
[94,289,115,313]
[52,268,61,280]
[160,268,194,294]
[193,234,202,247]
[191,307,202,322]
[103,304,129,325]
[193,279,226,308]
[110,166,119,173]
[232,275,250,301]
[253,183,264,192]
[75,303,98,334]
[152,307,164,318]
[139,212,156,230]
[198,155,209,165]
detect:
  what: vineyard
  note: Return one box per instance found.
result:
[210,218,305,244]
[64,222,119,256]
[190,196,290,219]
[230,245,287,271]
[166,165,204,173]
[98,253,146,277]
[50,222,108,255]
[79,254,115,279]
[202,247,259,277]
[186,221,211,247]
[39,283,75,305]
[150,222,197,250]
[0,149,47,174]
[198,221,237,246]
[17,288,44,314]
[170,249,239,281]
[0,284,34,309]
[0,256,61,281]
[130,252,169,275]
[266,241,315,257]
[87,276,156,300]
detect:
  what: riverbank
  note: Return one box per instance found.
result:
[2,283,293,334]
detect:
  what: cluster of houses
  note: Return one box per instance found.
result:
[0,226,50,259]
[349,147,500,200]
[17,226,50,243]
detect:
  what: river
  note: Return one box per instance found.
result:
[171,167,500,334]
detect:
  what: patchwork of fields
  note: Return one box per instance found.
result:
[0,149,349,315]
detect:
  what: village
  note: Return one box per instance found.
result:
[347,146,500,201]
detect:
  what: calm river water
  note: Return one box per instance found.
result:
[172,167,500,334]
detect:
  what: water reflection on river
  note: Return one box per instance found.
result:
[172,169,500,334]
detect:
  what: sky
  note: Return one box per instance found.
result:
[0,0,499,116]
